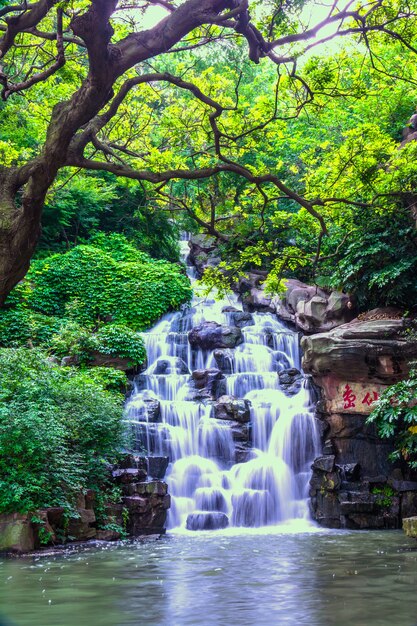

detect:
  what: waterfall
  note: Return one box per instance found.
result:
[125,237,321,531]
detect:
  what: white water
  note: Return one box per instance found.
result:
[125,236,321,531]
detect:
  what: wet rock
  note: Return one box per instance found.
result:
[183,368,226,400]
[188,234,220,277]
[278,368,303,395]
[147,456,169,480]
[225,310,254,329]
[152,357,189,375]
[186,511,229,531]
[188,322,243,350]
[215,419,251,443]
[213,395,251,423]
[312,455,335,473]
[278,368,302,386]
[311,492,341,528]
[388,479,417,492]
[340,463,361,482]
[112,468,148,484]
[213,349,235,374]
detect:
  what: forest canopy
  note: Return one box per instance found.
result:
[1,0,417,309]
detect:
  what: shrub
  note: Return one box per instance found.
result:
[367,369,417,469]
[7,237,192,330]
[0,349,125,514]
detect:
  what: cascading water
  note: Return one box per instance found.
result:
[125,235,321,531]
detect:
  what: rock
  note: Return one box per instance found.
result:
[152,357,189,375]
[186,511,229,531]
[129,481,168,496]
[213,395,251,423]
[215,419,251,443]
[340,463,361,482]
[0,513,36,553]
[143,397,161,423]
[181,368,226,401]
[401,493,417,519]
[188,322,243,350]
[89,351,138,372]
[112,468,148,484]
[278,368,302,386]
[96,529,121,541]
[312,455,335,473]
[225,311,254,329]
[123,492,170,535]
[67,508,96,540]
[302,318,417,384]
[388,479,417,492]
[273,279,356,333]
[187,234,220,277]
[147,456,169,480]
[213,349,235,374]
[402,516,417,538]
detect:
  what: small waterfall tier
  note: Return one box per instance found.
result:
[125,238,321,530]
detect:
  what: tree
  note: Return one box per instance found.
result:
[0,0,416,305]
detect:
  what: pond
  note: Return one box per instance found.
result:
[1,527,416,626]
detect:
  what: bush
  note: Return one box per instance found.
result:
[0,349,125,514]
[0,309,62,348]
[367,369,417,469]
[8,236,192,330]
[95,324,146,366]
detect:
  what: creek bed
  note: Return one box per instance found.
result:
[1,528,417,626]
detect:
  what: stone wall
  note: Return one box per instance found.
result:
[302,317,417,529]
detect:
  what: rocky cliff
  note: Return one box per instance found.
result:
[302,317,417,529]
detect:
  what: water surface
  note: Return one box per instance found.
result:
[1,529,416,626]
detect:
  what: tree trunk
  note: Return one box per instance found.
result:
[0,170,43,305]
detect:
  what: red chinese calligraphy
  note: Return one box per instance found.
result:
[362,391,379,406]
[343,384,356,409]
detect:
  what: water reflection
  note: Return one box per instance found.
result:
[0,531,417,626]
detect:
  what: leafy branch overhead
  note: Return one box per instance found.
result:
[1,0,417,305]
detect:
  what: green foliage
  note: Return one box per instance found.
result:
[9,237,191,330]
[371,485,395,509]
[0,349,125,514]
[0,309,62,348]
[95,324,146,366]
[367,369,417,469]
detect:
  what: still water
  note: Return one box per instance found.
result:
[1,529,416,626]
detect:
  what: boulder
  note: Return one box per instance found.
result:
[225,310,254,329]
[67,508,96,540]
[147,456,169,480]
[213,349,235,374]
[302,318,417,385]
[188,234,219,277]
[213,395,251,423]
[186,511,229,531]
[272,279,356,333]
[188,322,243,350]
[0,513,36,553]
[180,368,226,401]
[152,357,189,375]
